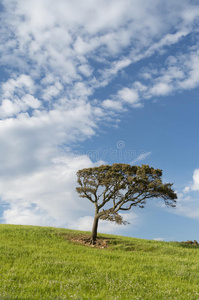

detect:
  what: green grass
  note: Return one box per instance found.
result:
[1,225,199,299]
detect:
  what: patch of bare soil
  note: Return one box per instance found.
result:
[68,235,110,248]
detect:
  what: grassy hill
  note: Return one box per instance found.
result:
[0,225,199,299]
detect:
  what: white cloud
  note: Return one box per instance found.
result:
[0,101,98,182]
[102,99,124,111]
[0,96,41,119]
[153,238,165,241]
[131,151,152,164]
[117,87,141,107]
[192,170,199,191]
[1,155,96,227]
[99,211,138,234]
[2,75,34,99]
[182,5,199,24]
[179,52,199,90]
[183,186,191,193]
[135,30,189,62]
[173,170,199,220]
[182,169,199,194]
[78,64,93,77]
[22,95,41,109]
[0,75,39,118]
[69,212,138,234]
[175,198,199,220]
[137,50,199,100]
[0,99,22,118]
[1,0,198,114]
[149,82,173,96]
[42,82,63,101]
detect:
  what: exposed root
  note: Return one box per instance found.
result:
[68,235,110,248]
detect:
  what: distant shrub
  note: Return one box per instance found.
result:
[179,240,199,246]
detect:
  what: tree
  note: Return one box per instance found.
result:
[76,164,177,244]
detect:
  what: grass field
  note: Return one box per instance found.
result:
[0,225,199,299]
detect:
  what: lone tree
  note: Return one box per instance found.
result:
[76,164,177,244]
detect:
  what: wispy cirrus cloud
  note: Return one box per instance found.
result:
[131,151,152,164]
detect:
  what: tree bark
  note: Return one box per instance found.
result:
[90,216,99,245]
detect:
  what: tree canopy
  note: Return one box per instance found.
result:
[76,163,177,244]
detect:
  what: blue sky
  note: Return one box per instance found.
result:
[1,0,199,242]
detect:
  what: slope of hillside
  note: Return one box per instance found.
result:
[0,224,199,299]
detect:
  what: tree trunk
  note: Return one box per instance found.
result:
[91,216,99,245]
